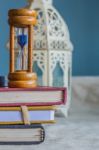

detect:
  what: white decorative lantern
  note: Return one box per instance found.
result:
[7,0,73,116]
[27,0,73,117]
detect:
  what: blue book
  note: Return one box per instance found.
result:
[0,124,45,145]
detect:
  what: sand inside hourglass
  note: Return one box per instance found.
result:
[16,28,28,71]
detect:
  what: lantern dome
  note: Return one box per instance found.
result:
[27,0,73,51]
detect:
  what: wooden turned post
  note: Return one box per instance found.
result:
[28,25,33,73]
[10,25,15,73]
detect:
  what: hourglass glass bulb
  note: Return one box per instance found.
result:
[17,28,28,49]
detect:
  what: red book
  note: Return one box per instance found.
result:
[0,87,66,106]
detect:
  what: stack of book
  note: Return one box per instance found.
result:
[0,87,66,145]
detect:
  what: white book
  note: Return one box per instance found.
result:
[0,106,55,124]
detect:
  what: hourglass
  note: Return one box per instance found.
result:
[8,8,37,88]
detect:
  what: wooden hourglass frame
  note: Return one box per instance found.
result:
[8,8,37,88]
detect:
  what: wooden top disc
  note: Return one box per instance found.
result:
[8,8,37,17]
[8,8,37,27]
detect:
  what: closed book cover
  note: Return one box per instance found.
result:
[0,124,45,145]
[0,87,66,106]
[0,106,56,124]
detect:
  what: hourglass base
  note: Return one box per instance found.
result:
[8,71,37,88]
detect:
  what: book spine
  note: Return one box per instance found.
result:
[40,125,45,143]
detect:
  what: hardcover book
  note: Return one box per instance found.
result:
[0,106,56,124]
[0,124,45,145]
[0,87,66,106]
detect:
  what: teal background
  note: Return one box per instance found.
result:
[0,0,99,76]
